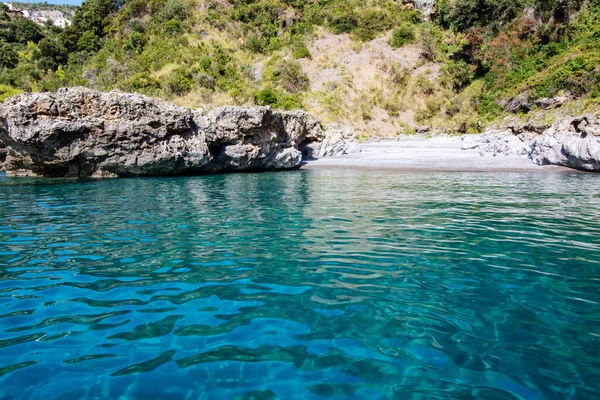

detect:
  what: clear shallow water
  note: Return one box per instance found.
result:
[0,170,599,400]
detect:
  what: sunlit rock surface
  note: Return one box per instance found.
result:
[0,87,360,177]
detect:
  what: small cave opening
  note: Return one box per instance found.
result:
[298,138,317,159]
[208,143,224,160]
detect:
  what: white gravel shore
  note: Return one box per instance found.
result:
[301,136,575,172]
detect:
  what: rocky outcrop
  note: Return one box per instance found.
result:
[406,0,436,18]
[0,87,360,177]
[461,129,531,156]
[534,95,570,110]
[530,114,600,171]
[461,114,600,171]
[503,94,532,113]
[504,94,572,113]
[301,123,361,158]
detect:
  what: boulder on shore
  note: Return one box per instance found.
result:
[0,87,360,177]
[530,114,600,171]
[460,114,600,172]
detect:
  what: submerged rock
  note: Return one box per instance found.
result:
[0,87,360,177]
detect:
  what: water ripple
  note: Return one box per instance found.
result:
[0,171,599,399]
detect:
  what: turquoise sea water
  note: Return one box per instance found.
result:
[0,170,599,399]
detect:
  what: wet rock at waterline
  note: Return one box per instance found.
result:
[0,87,360,177]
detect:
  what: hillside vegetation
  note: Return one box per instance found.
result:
[1,0,599,135]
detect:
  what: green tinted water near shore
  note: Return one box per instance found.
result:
[0,170,599,399]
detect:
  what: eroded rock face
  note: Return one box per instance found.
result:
[503,94,532,114]
[461,130,531,156]
[407,0,436,18]
[301,123,362,158]
[461,114,600,171]
[0,87,360,177]
[530,114,600,171]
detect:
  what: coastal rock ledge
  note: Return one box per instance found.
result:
[462,114,600,172]
[0,87,360,177]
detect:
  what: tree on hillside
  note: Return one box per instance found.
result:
[0,44,18,69]
[13,18,44,43]
[71,0,114,36]
[58,0,114,54]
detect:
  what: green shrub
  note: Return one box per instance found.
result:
[277,92,302,110]
[265,58,309,93]
[440,0,528,32]
[353,9,389,41]
[160,0,189,22]
[278,61,309,93]
[418,27,439,62]
[390,24,415,48]
[446,60,476,90]
[34,38,69,71]
[327,6,357,35]
[125,31,147,53]
[416,75,436,95]
[267,36,283,52]
[291,38,311,59]
[0,44,18,69]
[255,87,302,110]
[120,71,160,94]
[476,91,502,120]
[0,25,16,42]
[71,0,113,37]
[0,84,22,101]
[255,88,278,106]
[77,30,101,53]
[164,19,181,35]
[163,67,193,96]
[244,32,267,54]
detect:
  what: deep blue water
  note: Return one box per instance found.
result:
[0,170,599,400]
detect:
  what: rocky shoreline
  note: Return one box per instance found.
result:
[461,114,600,171]
[0,87,360,177]
[1,87,599,176]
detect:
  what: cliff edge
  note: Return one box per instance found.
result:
[0,87,360,177]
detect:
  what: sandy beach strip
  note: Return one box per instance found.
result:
[301,136,576,173]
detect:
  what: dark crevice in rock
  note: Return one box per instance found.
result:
[208,143,224,160]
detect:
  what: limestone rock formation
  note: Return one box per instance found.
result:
[0,87,360,177]
[461,130,530,156]
[301,123,362,158]
[410,0,436,18]
[534,96,570,110]
[461,114,600,171]
[503,94,532,113]
[530,114,600,171]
